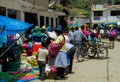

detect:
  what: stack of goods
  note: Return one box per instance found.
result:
[27,56,38,67]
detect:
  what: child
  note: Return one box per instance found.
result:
[37,39,49,80]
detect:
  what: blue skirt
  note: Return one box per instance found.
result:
[54,51,69,68]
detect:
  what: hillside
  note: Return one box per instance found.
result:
[69,0,120,16]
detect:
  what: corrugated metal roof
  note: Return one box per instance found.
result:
[91,5,120,11]
[106,5,120,10]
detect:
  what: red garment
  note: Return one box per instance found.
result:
[82,30,89,37]
[95,33,99,38]
[32,43,42,55]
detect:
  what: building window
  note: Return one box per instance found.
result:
[51,17,53,29]
[56,18,58,27]
[8,9,17,19]
[46,17,49,26]
[111,11,120,16]
[94,11,103,16]
[25,12,38,26]
[24,12,38,35]
[40,16,44,27]
[0,6,6,16]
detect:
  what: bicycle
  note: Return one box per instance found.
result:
[87,39,98,58]
[97,41,110,58]
[87,41,110,58]
[80,41,89,57]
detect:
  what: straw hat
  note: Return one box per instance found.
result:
[41,26,46,30]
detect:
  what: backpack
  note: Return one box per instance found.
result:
[109,30,116,37]
[48,35,65,56]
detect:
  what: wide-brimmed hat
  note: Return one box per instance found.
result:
[41,26,46,30]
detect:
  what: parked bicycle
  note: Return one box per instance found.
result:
[87,41,111,59]
[80,40,89,57]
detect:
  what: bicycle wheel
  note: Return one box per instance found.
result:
[88,46,97,58]
[97,47,108,58]
[81,46,88,57]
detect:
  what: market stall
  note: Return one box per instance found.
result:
[0,15,33,72]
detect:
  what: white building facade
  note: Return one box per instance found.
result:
[0,0,65,28]
[91,4,120,25]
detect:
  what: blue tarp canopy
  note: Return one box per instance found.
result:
[74,21,82,27]
[68,21,82,27]
[102,22,117,27]
[0,15,33,35]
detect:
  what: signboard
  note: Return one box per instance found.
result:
[94,16,100,20]
[92,5,106,10]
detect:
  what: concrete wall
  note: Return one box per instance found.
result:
[21,0,48,7]
[0,0,60,27]
[92,9,120,24]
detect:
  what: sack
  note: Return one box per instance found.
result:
[109,30,116,37]
[48,35,65,56]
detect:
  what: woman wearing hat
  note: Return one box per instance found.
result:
[52,25,69,79]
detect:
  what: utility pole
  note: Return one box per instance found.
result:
[89,0,94,27]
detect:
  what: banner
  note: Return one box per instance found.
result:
[94,16,100,20]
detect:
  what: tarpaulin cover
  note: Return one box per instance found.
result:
[103,22,117,26]
[0,15,33,35]
[68,21,82,27]
[74,21,82,27]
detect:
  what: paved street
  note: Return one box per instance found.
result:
[32,40,120,82]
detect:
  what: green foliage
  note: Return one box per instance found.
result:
[69,0,120,17]
[70,0,120,9]
[0,72,14,82]
[49,4,64,11]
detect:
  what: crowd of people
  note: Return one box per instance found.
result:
[22,25,76,80]
[22,23,118,81]
[0,22,118,81]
